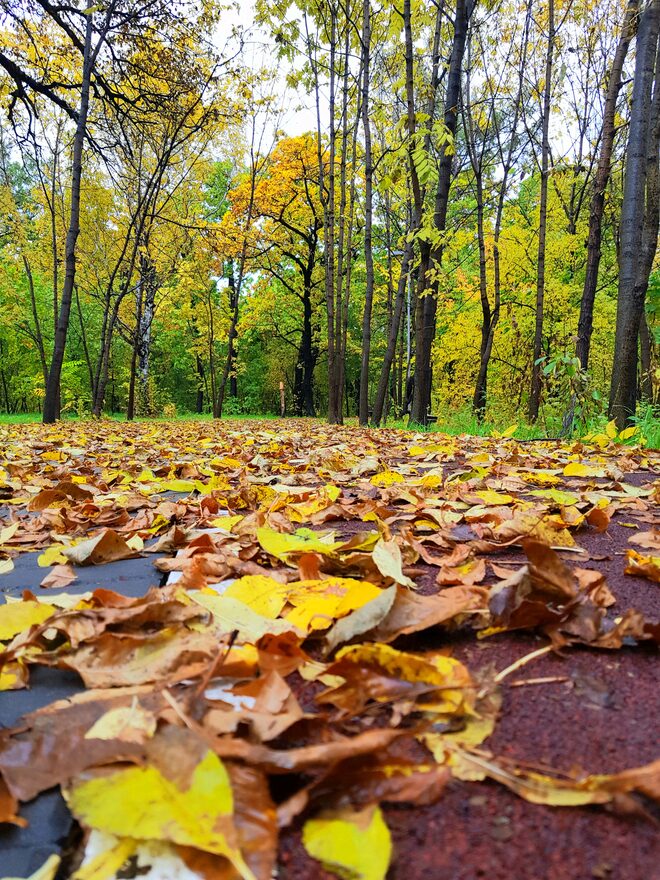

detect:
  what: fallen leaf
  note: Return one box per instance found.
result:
[372,539,417,589]
[63,529,140,566]
[302,805,392,880]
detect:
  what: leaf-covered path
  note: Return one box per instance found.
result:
[0,419,658,880]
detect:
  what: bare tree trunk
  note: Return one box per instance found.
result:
[126,335,139,420]
[196,356,205,413]
[75,286,94,399]
[43,12,93,423]
[610,0,660,426]
[576,0,639,371]
[216,273,239,417]
[22,255,48,384]
[528,0,555,423]
[137,254,157,415]
[359,0,374,426]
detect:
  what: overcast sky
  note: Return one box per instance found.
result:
[214,0,319,139]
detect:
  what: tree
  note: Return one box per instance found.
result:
[0,0,226,421]
[610,0,660,426]
[222,135,324,416]
[358,0,374,426]
[410,0,476,425]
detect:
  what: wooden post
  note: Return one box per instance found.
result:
[279,381,285,417]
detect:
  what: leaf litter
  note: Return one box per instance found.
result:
[0,419,658,879]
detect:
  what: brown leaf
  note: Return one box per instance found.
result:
[368,585,485,643]
[40,563,77,589]
[28,489,67,511]
[63,529,140,566]
[0,772,27,827]
[213,727,406,773]
[0,688,157,801]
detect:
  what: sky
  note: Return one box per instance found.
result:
[213,0,319,139]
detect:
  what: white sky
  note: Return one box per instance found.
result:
[214,0,319,139]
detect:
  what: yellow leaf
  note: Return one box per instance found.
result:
[413,473,443,488]
[257,527,338,561]
[125,535,144,552]
[325,484,341,501]
[530,488,579,505]
[72,838,137,880]
[302,806,392,880]
[285,579,382,632]
[195,476,232,494]
[160,479,196,493]
[619,426,638,441]
[0,599,56,641]
[191,593,303,641]
[625,549,660,583]
[335,643,472,694]
[64,749,253,878]
[37,544,68,567]
[223,575,290,618]
[209,515,243,531]
[422,712,495,756]
[605,419,618,439]
[40,450,63,462]
[474,489,513,505]
[0,522,19,545]
[563,462,606,478]
[0,558,14,575]
[370,471,404,488]
[519,471,560,486]
[84,702,157,744]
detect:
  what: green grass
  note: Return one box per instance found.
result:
[2,405,658,448]
[0,412,43,424]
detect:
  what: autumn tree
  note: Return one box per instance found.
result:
[610,0,660,426]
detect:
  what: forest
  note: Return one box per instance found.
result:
[0,0,658,433]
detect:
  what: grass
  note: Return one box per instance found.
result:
[2,404,659,448]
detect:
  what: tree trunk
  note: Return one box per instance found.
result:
[371,0,424,425]
[359,0,374,427]
[22,255,48,385]
[196,356,205,413]
[294,272,318,417]
[639,312,654,402]
[610,0,660,426]
[126,335,138,420]
[324,9,340,424]
[371,238,415,424]
[75,286,94,399]
[576,0,639,371]
[42,12,93,423]
[528,0,555,423]
[411,0,473,425]
[93,299,121,417]
[137,253,157,416]
[216,274,239,417]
